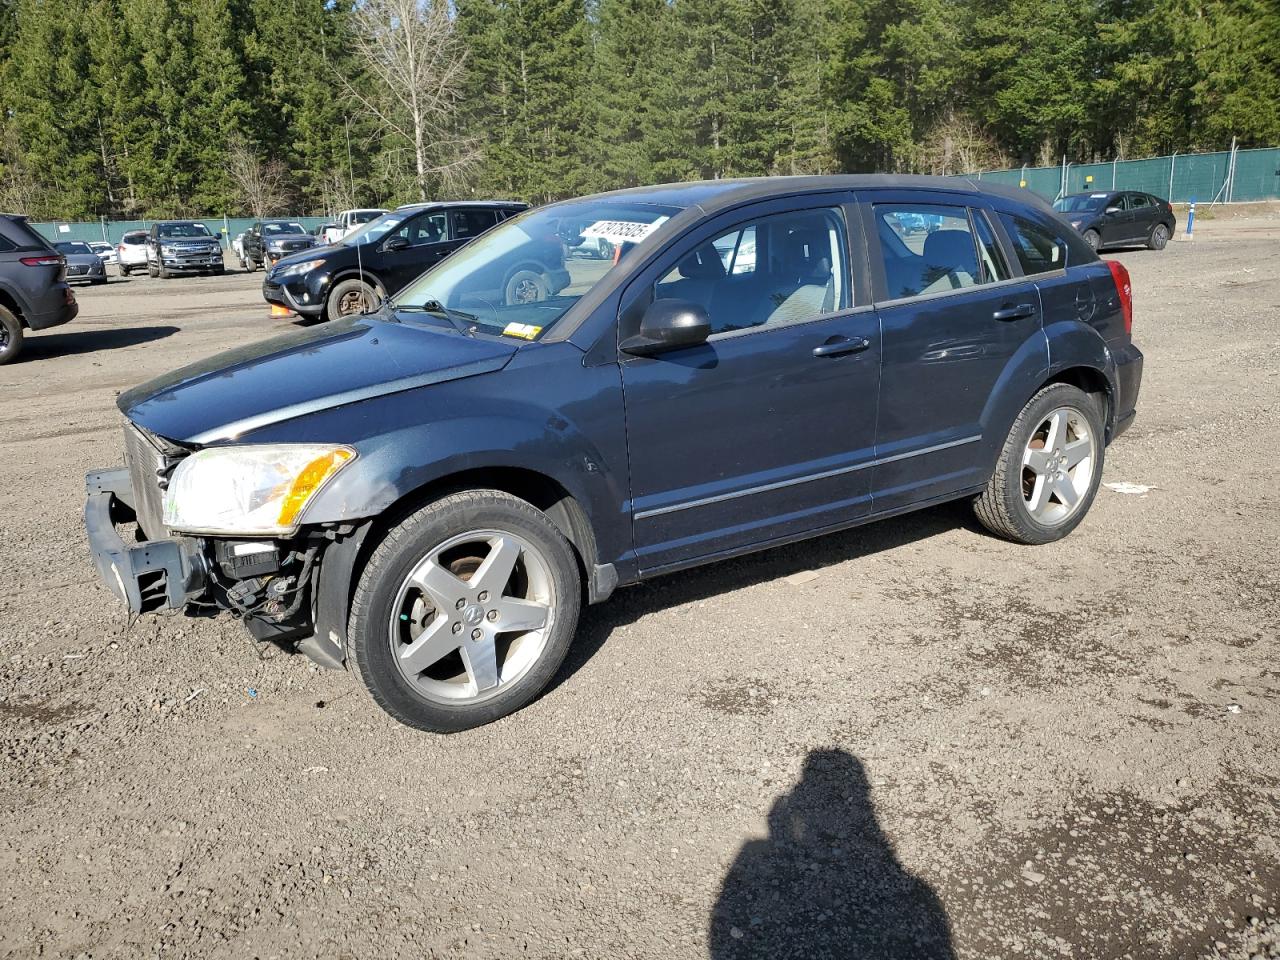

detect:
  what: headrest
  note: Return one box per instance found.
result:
[923,229,978,275]
[678,244,726,281]
[785,228,831,281]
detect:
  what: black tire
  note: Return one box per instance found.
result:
[1148,222,1170,251]
[326,277,379,321]
[1082,229,1101,252]
[120,265,131,277]
[973,383,1105,545]
[147,261,158,279]
[504,268,548,305]
[347,489,582,733]
[0,305,24,366]
[158,260,170,279]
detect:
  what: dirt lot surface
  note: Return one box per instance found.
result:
[1,214,1278,959]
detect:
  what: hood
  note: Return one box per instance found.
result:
[272,243,344,272]
[118,316,518,445]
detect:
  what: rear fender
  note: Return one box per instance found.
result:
[974,327,1050,472]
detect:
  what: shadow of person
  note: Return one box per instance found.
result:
[709,749,955,960]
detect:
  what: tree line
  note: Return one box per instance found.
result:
[1,0,1277,221]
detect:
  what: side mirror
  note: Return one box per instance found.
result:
[621,299,712,356]
[383,236,410,252]
[1105,206,1121,215]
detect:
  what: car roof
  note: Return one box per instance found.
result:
[393,200,530,213]
[559,175,1055,215]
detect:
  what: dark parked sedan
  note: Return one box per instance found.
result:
[261,200,533,322]
[1053,191,1176,251]
[54,241,108,284]
[87,175,1142,733]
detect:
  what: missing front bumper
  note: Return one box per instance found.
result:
[84,469,208,613]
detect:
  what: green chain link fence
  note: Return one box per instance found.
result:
[976,147,1280,204]
[23,147,1280,243]
[29,216,331,247]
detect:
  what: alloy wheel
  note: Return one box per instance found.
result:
[388,529,556,704]
[1152,224,1169,250]
[1021,406,1097,525]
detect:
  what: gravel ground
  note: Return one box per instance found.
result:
[1,210,1278,959]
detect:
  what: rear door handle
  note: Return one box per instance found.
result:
[992,303,1036,322]
[813,336,871,358]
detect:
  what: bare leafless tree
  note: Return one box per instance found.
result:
[226,140,292,217]
[342,0,477,201]
[915,111,1008,176]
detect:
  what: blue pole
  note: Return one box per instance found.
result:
[1185,199,1196,238]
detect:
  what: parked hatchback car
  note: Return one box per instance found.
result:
[0,213,78,364]
[146,221,224,278]
[116,230,149,275]
[1053,191,1176,251]
[262,201,531,322]
[86,176,1142,733]
[54,241,108,285]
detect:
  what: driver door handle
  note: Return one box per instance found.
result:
[813,336,871,358]
[992,303,1036,322]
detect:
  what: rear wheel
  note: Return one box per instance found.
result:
[0,306,24,366]
[347,490,582,732]
[1082,229,1101,252]
[973,383,1104,545]
[1148,222,1170,250]
[120,265,131,277]
[504,268,548,305]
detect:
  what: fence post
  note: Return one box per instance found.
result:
[1112,158,1117,189]
[1227,136,1237,203]
[1169,152,1177,201]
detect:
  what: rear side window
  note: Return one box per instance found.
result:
[1129,193,1149,209]
[1000,214,1068,275]
[875,203,997,299]
[450,209,498,240]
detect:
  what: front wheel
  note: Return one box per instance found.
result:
[0,306,24,366]
[504,268,548,305]
[1082,229,1101,252]
[973,383,1105,545]
[147,261,158,279]
[347,490,582,732]
[326,278,379,321]
[1148,223,1170,250]
[158,261,169,279]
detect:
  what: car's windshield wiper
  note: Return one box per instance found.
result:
[394,299,479,337]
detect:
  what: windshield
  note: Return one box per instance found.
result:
[263,222,306,235]
[158,223,213,239]
[342,211,410,246]
[1054,194,1110,213]
[55,242,93,255]
[394,200,678,339]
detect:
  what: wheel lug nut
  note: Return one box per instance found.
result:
[455,598,466,610]
[478,591,489,602]
[471,628,482,640]
[451,622,462,634]
[486,610,498,622]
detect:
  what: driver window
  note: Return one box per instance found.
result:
[653,208,847,336]
[399,213,447,246]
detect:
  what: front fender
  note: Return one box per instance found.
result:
[241,343,632,568]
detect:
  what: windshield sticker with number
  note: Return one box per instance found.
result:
[580,217,668,245]
[502,322,543,340]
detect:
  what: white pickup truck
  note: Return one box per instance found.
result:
[321,209,388,245]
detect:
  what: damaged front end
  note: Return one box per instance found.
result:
[84,422,362,670]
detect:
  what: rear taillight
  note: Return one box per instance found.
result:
[1107,260,1133,336]
[20,254,63,267]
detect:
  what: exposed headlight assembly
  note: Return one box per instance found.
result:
[276,258,327,277]
[163,444,356,535]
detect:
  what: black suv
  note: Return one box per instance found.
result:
[262,200,534,322]
[87,176,1142,733]
[0,214,79,364]
[241,220,320,272]
[1053,191,1176,251]
[146,221,225,278]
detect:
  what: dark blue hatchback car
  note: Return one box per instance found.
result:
[85,176,1143,732]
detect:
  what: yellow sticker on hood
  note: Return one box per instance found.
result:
[503,322,543,340]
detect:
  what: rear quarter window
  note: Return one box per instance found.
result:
[999,214,1069,275]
